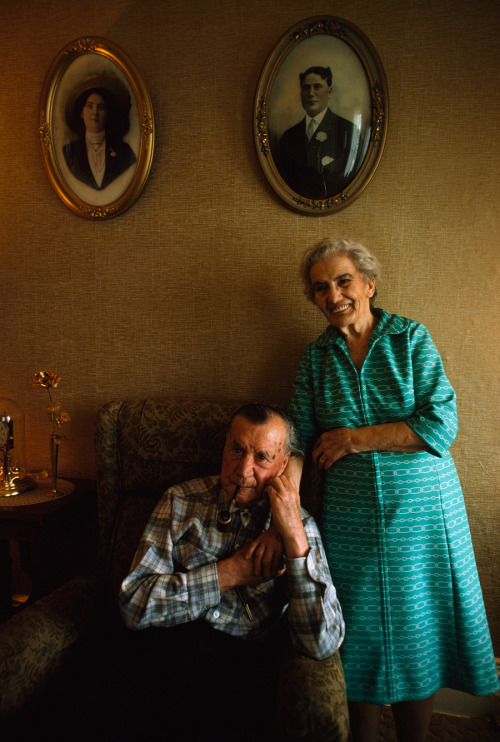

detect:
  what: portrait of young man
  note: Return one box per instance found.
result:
[276,65,364,200]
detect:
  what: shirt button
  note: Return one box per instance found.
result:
[213,610,220,619]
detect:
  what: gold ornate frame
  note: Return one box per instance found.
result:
[253,17,388,216]
[39,37,154,219]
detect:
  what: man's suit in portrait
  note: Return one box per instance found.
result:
[277,107,363,200]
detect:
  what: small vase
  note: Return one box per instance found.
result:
[50,433,60,494]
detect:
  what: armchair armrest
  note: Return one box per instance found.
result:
[0,573,101,722]
[94,400,125,554]
[275,643,349,742]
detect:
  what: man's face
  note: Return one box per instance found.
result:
[300,73,332,118]
[221,414,290,509]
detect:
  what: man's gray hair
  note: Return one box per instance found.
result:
[228,404,302,457]
[300,236,381,305]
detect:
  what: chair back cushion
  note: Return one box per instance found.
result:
[95,399,237,599]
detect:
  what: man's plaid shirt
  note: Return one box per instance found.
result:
[120,475,344,660]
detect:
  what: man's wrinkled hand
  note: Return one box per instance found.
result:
[244,527,286,580]
[265,475,309,559]
[217,543,279,593]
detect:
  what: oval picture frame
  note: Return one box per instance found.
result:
[254,17,388,216]
[39,37,154,219]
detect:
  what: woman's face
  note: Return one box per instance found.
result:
[80,93,108,134]
[310,254,375,330]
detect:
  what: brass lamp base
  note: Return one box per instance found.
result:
[0,475,37,498]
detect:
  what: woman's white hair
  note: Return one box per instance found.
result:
[300,237,381,304]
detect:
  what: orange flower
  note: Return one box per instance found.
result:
[32,370,61,389]
[32,370,70,431]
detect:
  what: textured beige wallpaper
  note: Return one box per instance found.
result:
[1,0,499,649]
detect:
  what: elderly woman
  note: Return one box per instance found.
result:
[287,237,498,742]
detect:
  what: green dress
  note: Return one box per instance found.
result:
[289,310,498,704]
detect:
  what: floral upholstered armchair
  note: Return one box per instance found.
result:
[0,399,348,741]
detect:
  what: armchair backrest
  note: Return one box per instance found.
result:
[94,398,323,603]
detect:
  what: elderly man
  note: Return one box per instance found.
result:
[278,65,363,200]
[120,404,344,741]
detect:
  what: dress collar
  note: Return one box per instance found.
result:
[86,132,105,146]
[313,309,410,348]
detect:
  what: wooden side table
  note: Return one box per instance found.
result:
[0,478,97,621]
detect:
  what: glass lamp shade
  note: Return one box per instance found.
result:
[0,398,36,497]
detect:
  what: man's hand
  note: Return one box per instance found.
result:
[217,543,281,594]
[217,475,309,593]
[265,474,309,559]
[244,526,285,580]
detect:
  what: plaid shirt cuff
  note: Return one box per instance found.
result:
[185,562,221,616]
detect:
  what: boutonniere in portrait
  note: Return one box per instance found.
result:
[316,131,327,143]
[110,149,117,157]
